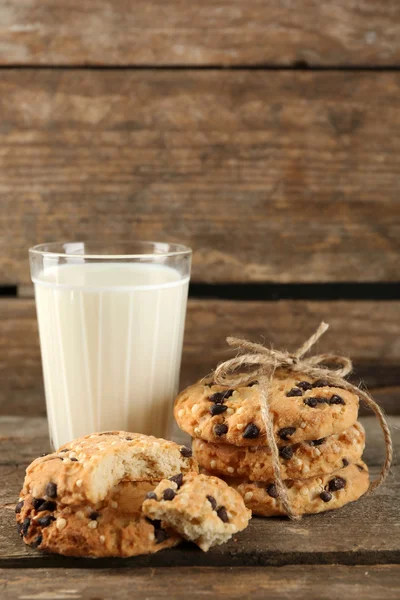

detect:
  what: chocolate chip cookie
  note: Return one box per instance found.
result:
[22,431,198,506]
[174,372,359,447]
[223,461,369,517]
[16,480,181,557]
[142,472,251,551]
[193,422,365,481]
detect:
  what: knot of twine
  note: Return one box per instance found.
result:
[211,322,392,520]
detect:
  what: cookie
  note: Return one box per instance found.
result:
[16,480,181,557]
[142,472,251,551]
[22,431,198,505]
[223,461,369,517]
[174,372,359,447]
[193,422,365,481]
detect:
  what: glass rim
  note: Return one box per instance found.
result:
[29,241,192,260]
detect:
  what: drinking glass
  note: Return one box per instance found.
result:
[29,241,191,449]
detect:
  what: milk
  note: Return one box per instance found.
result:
[33,262,189,448]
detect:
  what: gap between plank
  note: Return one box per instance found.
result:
[10,283,400,302]
[188,282,400,302]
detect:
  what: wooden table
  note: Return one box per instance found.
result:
[1,1,400,597]
[0,415,399,599]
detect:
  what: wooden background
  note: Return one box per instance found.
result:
[0,1,399,418]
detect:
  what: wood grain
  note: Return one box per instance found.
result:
[1,1,400,66]
[0,416,399,568]
[1,566,399,600]
[0,415,396,469]
[1,70,400,285]
[1,298,400,415]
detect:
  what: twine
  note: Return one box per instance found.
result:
[210,322,392,520]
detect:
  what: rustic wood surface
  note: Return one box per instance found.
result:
[0,416,398,569]
[1,565,399,600]
[1,70,400,286]
[1,1,399,596]
[2,298,399,415]
[1,1,400,66]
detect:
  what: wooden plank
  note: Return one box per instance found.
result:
[0,416,399,567]
[1,298,400,415]
[1,1,400,66]
[0,566,399,600]
[0,416,396,469]
[1,70,400,286]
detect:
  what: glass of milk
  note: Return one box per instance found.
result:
[29,241,191,449]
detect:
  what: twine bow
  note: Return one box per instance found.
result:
[210,322,392,520]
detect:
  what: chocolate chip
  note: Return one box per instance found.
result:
[330,394,345,405]
[242,423,260,439]
[70,457,78,462]
[279,446,294,460]
[328,477,346,492]
[320,491,332,502]
[357,464,364,471]
[247,381,258,387]
[210,404,228,416]
[125,437,133,441]
[31,535,42,549]
[38,501,57,512]
[59,449,69,453]
[278,427,296,441]
[207,495,217,510]
[208,392,225,403]
[342,458,349,467]
[266,483,278,498]
[89,511,99,520]
[217,507,229,523]
[45,482,57,498]
[154,528,167,544]
[15,500,24,514]
[304,397,318,407]
[21,518,30,536]
[169,473,183,488]
[286,388,303,397]
[296,381,313,391]
[214,423,228,437]
[312,379,330,388]
[146,491,158,500]
[146,517,162,528]
[304,397,328,408]
[309,438,326,446]
[32,498,45,511]
[163,488,176,501]
[147,516,168,544]
[36,515,55,528]
[180,446,192,458]
[209,390,234,404]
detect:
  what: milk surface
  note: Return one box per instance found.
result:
[33,262,189,448]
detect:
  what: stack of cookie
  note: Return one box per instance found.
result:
[16,431,251,556]
[174,371,370,517]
